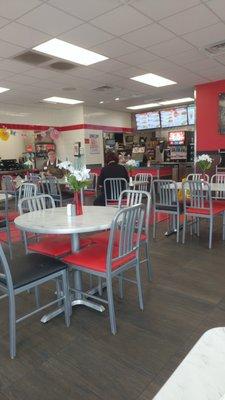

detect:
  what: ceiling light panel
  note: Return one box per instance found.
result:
[131,73,177,87]
[43,96,84,105]
[126,103,160,110]
[0,87,10,94]
[160,97,194,105]
[33,38,108,66]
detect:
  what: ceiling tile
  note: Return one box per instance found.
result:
[206,0,225,22]
[113,65,148,78]
[131,0,200,21]
[122,23,175,48]
[148,37,194,57]
[0,59,34,73]
[0,0,42,19]
[185,58,222,73]
[17,4,83,36]
[116,49,158,66]
[8,74,41,85]
[165,48,208,65]
[48,0,122,21]
[90,5,151,35]
[89,59,128,72]
[183,22,225,47]
[91,38,139,58]
[199,66,225,80]
[0,22,50,48]
[59,23,114,49]
[0,39,25,57]
[160,4,219,35]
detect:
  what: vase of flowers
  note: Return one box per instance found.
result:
[125,159,136,184]
[57,161,90,215]
[195,154,212,180]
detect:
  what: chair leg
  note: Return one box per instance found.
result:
[153,210,156,239]
[145,241,153,281]
[118,273,124,299]
[34,286,40,308]
[6,224,13,259]
[176,214,180,243]
[8,293,16,359]
[106,276,117,335]
[61,270,70,327]
[97,277,103,296]
[197,218,200,237]
[55,278,63,307]
[182,214,187,244]
[135,260,144,311]
[209,217,213,249]
[222,212,225,241]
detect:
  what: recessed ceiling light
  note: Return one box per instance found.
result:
[0,87,10,94]
[99,101,104,104]
[131,73,177,87]
[43,96,84,105]
[160,97,194,105]
[126,102,160,110]
[115,97,120,101]
[33,38,108,66]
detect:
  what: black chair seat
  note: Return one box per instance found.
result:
[0,220,7,228]
[0,253,67,289]
[156,203,183,213]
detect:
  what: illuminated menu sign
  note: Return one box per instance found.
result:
[135,111,160,130]
[187,104,195,125]
[168,131,185,145]
[161,107,188,128]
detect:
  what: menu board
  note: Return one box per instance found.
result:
[135,111,160,130]
[160,107,188,128]
[168,131,185,145]
[187,104,195,125]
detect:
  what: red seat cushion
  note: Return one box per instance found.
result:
[63,244,135,272]
[28,237,92,257]
[187,201,225,216]
[89,230,146,246]
[7,211,19,222]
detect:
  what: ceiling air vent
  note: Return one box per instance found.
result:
[48,61,77,71]
[205,40,225,55]
[93,85,113,91]
[13,51,52,65]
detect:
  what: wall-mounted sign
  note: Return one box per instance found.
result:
[89,134,100,154]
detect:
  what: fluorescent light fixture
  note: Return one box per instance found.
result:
[131,73,177,87]
[160,97,194,105]
[0,87,10,94]
[33,38,108,66]
[43,96,84,105]
[99,101,104,104]
[115,97,120,101]
[126,102,160,110]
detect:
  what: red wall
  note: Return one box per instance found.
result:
[196,79,225,151]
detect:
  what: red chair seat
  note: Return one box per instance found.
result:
[28,237,92,257]
[7,211,19,222]
[83,190,95,197]
[89,230,146,246]
[187,201,225,216]
[63,244,135,272]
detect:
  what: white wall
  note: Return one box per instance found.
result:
[83,106,131,128]
[56,129,85,164]
[0,130,34,161]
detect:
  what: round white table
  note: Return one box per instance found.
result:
[0,193,12,202]
[15,206,118,322]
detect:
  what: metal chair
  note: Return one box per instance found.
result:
[0,244,70,358]
[104,178,128,206]
[63,204,145,334]
[0,191,12,258]
[152,180,181,243]
[182,180,225,249]
[1,175,18,209]
[45,176,62,207]
[133,173,153,191]
[211,174,225,200]
[28,173,44,195]
[187,173,209,182]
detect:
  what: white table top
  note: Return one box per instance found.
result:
[14,206,118,235]
[153,327,225,400]
[0,193,12,202]
[176,182,225,191]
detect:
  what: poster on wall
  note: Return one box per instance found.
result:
[89,134,100,154]
[219,93,225,133]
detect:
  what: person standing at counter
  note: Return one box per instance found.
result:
[94,151,129,206]
[42,149,64,178]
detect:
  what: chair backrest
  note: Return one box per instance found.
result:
[18,194,55,215]
[211,174,225,199]
[106,204,145,273]
[1,175,16,193]
[28,174,44,194]
[182,180,212,214]
[104,178,128,205]
[118,189,151,238]
[85,173,98,193]
[134,173,153,191]
[18,183,37,201]
[153,179,179,211]
[0,191,9,223]
[187,173,209,182]
[0,244,14,293]
[45,176,62,206]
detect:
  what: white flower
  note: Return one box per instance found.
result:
[196,154,212,163]
[71,166,90,181]
[57,161,73,171]
[125,159,136,167]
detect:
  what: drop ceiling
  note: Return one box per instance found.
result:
[0,0,224,111]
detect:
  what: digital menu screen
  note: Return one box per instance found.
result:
[160,107,188,128]
[135,111,160,130]
[187,104,195,125]
[168,131,185,145]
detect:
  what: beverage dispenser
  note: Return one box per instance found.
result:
[168,131,187,161]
